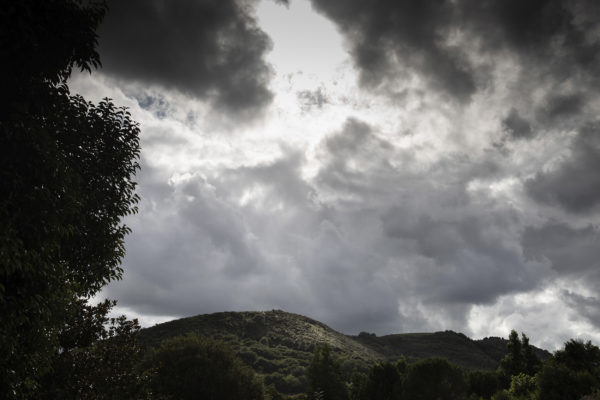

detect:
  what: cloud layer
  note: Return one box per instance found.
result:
[71,0,600,349]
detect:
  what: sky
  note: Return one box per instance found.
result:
[71,0,600,351]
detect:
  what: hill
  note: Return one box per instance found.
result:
[139,310,550,397]
[353,330,548,370]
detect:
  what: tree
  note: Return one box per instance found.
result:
[536,339,600,400]
[37,299,150,399]
[145,334,265,400]
[1,1,140,397]
[265,385,289,400]
[362,360,404,400]
[498,331,540,388]
[402,358,468,400]
[500,331,523,379]
[468,370,499,399]
[535,362,589,400]
[306,344,349,400]
[554,339,600,373]
[349,371,368,400]
[508,373,536,400]
[521,334,542,376]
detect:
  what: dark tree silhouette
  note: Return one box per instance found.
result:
[537,339,600,400]
[362,360,405,400]
[0,1,140,397]
[306,344,349,400]
[498,331,541,387]
[402,358,468,400]
[38,300,150,399]
[468,369,499,399]
[146,334,265,400]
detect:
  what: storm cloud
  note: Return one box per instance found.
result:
[502,108,533,140]
[522,223,600,276]
[98,0,273,115]
[310,0,600,103]
[526,122,600,213]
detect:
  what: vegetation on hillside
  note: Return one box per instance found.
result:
[138,310,550,396]
[137,311,599,400]
[139,310,381,395]
[319,330,600,400]
[143,334,264,400]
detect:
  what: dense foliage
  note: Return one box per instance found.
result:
[0,0,140,397]
[38,300,150,399]
[306,344,348,400]
[535,339,600,400]
[498,331,542,386]
[144,334,265,400]
[346,332,600,400]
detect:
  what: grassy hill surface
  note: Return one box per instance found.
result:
[139,310,550,397]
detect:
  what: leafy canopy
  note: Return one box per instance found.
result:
[145,334,265,400]
[306,343,349,400]
[0,0,141,397]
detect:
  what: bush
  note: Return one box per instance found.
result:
[403,358,468,400]
[306,344,348,400]
[147,334,265,400]
[468,370,499,399]
[508,373,536,400]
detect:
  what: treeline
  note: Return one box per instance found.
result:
[11,302,599,400]
[305,330,600,400]
[39,322,597,400]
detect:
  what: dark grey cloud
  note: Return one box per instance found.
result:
[98,0,273,115]
[534,93,587,129]
[310,0,599,103]
[562,290,600,328]
[310,0,476,101]
[315,118,503,206]
[502,108,533,139]
[316,119,533,307]
[464,0,582,53]
[383,213,534,305]
[108,163,273,317]
[526,122,600,213]
[522,221,600,330]
[461,0,600,89]
[522,222,600,276]
[315,118,415,204]
[543,93,586,120]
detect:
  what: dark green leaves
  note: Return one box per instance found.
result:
[0,1,140,397]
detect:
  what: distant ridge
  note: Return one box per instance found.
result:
[139,310,550,396]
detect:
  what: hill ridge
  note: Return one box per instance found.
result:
[139,310,550,396]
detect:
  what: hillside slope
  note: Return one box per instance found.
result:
[353,330,549,370]
[139,310,550,396]
[140,310,381,395]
